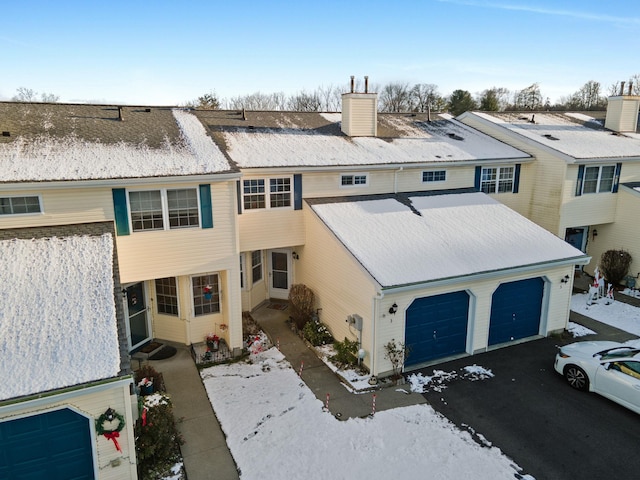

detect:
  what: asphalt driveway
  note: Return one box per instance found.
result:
[417,317,640,480]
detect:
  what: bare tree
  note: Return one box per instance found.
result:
[12,87,59,102]
[287,91,321,111]
[379,82,412,112]
[511,83,544,110]
[228,91,287,111]
[410,83,442,112]
[564,81,606,110]
[317,84,341,111]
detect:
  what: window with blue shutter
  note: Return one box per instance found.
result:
[294,174,302,210]
[612,163,622,193]
[112,188,130,236]
[575,165,585,196]
[513,164,521,193]
[474,166,482,191]
[199,184,213,228]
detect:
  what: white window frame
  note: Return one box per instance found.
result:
[481,166,515,194]
[422,170,446,183]
[582,165,616,194]
[340,173,369,187]
[0,194,43,216]
[191,273,221,317]
[251,250,263,284]
[242,177,293,211]
[155,277,179,317]
[128,187,201,232]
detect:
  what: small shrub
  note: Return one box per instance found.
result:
[135,393,184,480]
[289,284,315,330]
[600,249,632,285]
[331,337,359,367]
[303,321,334,346]
[384,340,410,381]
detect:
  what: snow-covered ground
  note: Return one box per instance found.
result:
[199,294,639,479]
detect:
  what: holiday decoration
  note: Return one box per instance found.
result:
[96,408,126,452]
[203,284,213,300]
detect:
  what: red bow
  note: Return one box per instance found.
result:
[104,431,122,452]
[141,407,148,427]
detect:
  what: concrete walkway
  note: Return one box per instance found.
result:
[148,343,240,480]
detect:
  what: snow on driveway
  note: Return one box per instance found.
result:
[201,349,524,480]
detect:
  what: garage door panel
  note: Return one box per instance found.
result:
[489,277,544,346]
[0,408,94,480]
[406,290,469,366]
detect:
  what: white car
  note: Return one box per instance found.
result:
[554,340,640,415]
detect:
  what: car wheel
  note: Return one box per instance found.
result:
[564,365,589,391]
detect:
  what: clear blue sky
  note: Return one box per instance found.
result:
[2,0,639,105]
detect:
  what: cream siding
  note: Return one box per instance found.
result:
[298,205,378,372]
[0,187,113,229]
[238,210,305,252]
[0,380,137,480]
[461,115,567,234]
[585,187,640,279]
[605,96,640,132]
[116,181,237,283]
[341,94,377,137]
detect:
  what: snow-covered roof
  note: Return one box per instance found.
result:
[194,110,529,168]
[469,111,640,161]
[0,233,121,400]
[0,102,234,182]
[310,192,586,288]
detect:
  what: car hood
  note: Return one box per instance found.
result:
[560,341,623,359]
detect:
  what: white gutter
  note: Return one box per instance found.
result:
[0,172,242,191]
[371,291,384,376]
[237,156,533,175]
[380,255,590,295]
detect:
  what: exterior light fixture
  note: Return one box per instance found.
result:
[389,303,398,315]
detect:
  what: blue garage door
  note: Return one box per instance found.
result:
[489,277,544,346]
[405,290,469,366]
[0,408,94,480]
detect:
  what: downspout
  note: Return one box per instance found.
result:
[372,291,384,376]
[394,167,404,194]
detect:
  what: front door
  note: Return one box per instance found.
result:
[565,227,587,252]
[268,249,291,299]
[125,282,151,350]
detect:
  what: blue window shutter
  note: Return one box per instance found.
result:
[474,166,482,191]
[294,174,302,210]
[236,181,242,214]
[612,163,622,193]
[513,164,521,193]
[199,184,213,229]
[575,165,585,196]
[112,188,130,236]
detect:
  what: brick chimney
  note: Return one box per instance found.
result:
[341,76,378,137]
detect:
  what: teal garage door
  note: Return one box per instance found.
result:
[0,408,94,480]
[405,290,469,366]
[488,277,544,346]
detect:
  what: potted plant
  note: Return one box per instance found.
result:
[138,377,154,395]
[206,333,219,351]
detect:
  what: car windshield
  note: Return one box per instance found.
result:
[598,347,640,360]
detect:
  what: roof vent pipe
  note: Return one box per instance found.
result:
[629,81,634,95]
[350,76,355,93]
[118,106,124,121]
[620,81,626,96]
[364,76,369,94]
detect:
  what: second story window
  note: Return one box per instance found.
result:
[243,178,291,210]
[341,174,368,186]
[582,165,615,194]
[129,188,200,232]
[481,166,514,194]
[0,195,42,215]
[422,170,446,183]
